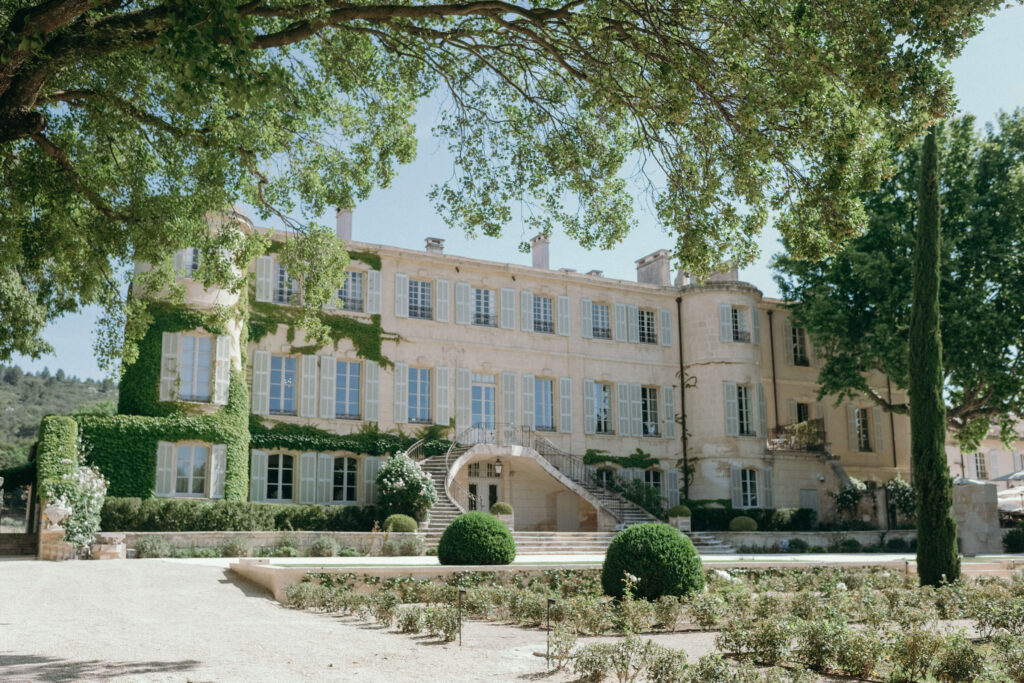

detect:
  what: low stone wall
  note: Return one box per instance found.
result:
[716,529,916,550]
[121,530,419,555]
[38,529,75,561]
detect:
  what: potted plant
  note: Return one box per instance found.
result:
[490,502,515,529]
[667,505,692,533]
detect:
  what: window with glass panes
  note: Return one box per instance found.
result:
[796,402,810,424]
[188,248,200,276]
[179,334,212,401]
[175,444,207,496]
[592,303,612,339]
[269,356,297,415]
[641,387,659,436]
[595,383,613,433]
[974,452,988,479]
[737,385,753,435]
[409,280,433,319]
[473,288,496,326]
[471,374,496,428]
[533,296,554,333]
[638,310,658,344]
[740,468,758,507]
[337,271,363,312]
[856,408,871,451]
[335,361,360,419]
[644,469,662,491]
[408,367,431,423]
[792,326,809,366]
[535,378,554,430]
[274,263,297,304]
[731,307,750,342]
[333,457,358,502]
[266,453,294,501]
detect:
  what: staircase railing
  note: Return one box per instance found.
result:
[404,438,427,461]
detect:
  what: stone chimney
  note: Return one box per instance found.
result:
[636,250,671,285]
[425,237,445,254]
[531,234,550,270]
[335,207,353,242]
[708,266,739,282]
[587,269,604,277]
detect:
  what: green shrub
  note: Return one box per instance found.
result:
[601,523,704,600]
[338,546,360,557]
[935,630,984,682]
[375,452,437,520]
[1004,523,1024,553]
[437,512,516,565]
[809,545,826,553]
[218,537,252,557]
[787,538,810,553]
[397,607,425,634]
[380,539,400,556]
[885,537,911,552]
[837,538,863,553]
[423,606,459,641]
[135,535,171,558]
[792,618,845,671]
[666,505,691,517]
[285,581,330,610]
[489,501,513,515]
[309,537,337,557]
[383,514,418,532]
[729,515,758,531]
[836,628,886,679]
[399,535,425,556]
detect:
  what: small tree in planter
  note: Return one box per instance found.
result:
[667,505,691,532]
[376,452,438,523]
[42,463,108,555]
[490,502,514,529]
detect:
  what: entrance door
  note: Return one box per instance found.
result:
[471,374,496,442]
[488,484,499,510]
[468,483,479,511]
[799,489,819,518]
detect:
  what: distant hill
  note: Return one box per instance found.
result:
[0,366,118,469]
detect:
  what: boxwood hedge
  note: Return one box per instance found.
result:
[601,523,704,600]
[437,512,516,565]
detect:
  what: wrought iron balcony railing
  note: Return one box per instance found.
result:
[767,418,827,452]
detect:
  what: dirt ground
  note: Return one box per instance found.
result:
[0,558,720,682]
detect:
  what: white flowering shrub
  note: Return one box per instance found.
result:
[376,452,437,520]
[46,464,109,549]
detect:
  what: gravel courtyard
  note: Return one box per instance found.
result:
[0,559,717,682]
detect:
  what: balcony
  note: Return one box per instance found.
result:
[768,419,827,452]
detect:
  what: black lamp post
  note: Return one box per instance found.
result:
[458,588,467,646]
[494,458,503,476]
[546,597,556,668]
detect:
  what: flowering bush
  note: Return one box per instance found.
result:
[44,464,109,549]
[829,477,867,519]
[885,476,917,521]
[375,452,437,520]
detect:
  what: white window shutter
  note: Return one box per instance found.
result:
[300,355,318,418]
[730,464,742,507]
[155,441,175,497]
[756,384,767,437]
[366,269,382,314]
[752,308,761,344]
[434,366,450,427]
[521,374,535,430]
[160,332,181,401]
[455,367,471,433]
[250,349,271,415]
[719,304,732,342]
[211,444,227,499]
[614,303,628,341]
[627,304,640,343]
[363,456,381,505]
[213,335,232,406]
[662,385,675,438]
[629,382,642,437]
[435,279,451,322]
[659,309,672,347]
[364,361,380,422]
[783,319,795,365]
[723,381,739,436]
[583,379,596,435]
[501,372,517,426]
[520,290,534,331]
[847,404,858,451]
[319,356,336,418]
[763,466,774,509]
[500,288,516,329]
[617,382,631,436]
[666,469,680,508]
[298,451,317,504]
[173,248,186,273]
[249,450,267,502]
[990,451,999,479]
[317,453,333,504]
[455,281,471,325]
[557,296,570,336]
[873,405,885,453]
[394,362,409,424]
[395,273,409,318]
[788,400,798,425]
[559,377,572,433]
[255,256,273,303]
[581,299,593,338]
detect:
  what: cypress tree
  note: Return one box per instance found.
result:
[910,126,959,586]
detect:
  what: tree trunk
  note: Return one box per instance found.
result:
[911,126,959,586]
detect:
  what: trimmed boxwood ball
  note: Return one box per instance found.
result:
[489,502,513,515]
[601,523,704,600]
[383,514,419,533]
[437,512,516,565]
[729,515,758,531]
[667,505,691,517]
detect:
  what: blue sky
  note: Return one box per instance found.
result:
[14,5,1024,380]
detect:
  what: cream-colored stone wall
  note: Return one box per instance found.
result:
[946,423,1024,488]
[953,482,1004,555]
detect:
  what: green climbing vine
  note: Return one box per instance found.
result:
[583,448,661,469]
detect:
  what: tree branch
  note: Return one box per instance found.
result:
[30,131,125,220]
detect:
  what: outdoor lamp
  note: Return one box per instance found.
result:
[494,458,503,476]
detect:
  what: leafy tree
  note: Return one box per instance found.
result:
[0,0,999,370]
[774,114,1024,451]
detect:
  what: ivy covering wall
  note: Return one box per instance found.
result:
[37,415,79,496]
[583,448,661,469]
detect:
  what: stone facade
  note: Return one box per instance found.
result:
[946,422,1024,489]
[953,481,1004,555]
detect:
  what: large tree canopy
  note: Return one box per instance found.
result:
[0,0,1000,370]
[774,113,1024,450]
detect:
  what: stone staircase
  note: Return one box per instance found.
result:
[419,453,466,532]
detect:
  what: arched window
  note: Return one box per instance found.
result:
[333,457,357,503]
[266,454,294,501]
[740,468,758,508]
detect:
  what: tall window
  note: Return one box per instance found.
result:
[188,248,200,277]
[595,383,613,434]
[731,307,751,342]
[641,386,659,436]
[409,280,433,320]
[737,385,753,435]
[408,367,431,423]
[638,309,658,344]
[792,327,810,366]
[533,296,554,333]
[796,402,810,424]
[274,263,298,304]
[335,361,360,419]
[269,355,297,415]
[644,469,662,492]
[266,453,294,501]
[473,288,496,326]
[179,334,212,402]
[535,378,554,431]
[592,303,611,339]
[471,373,496,428]
[175,444,207,497]
[856,408,872,452]
[337,271,363,312]
[333,457,357,503]
[740,468,758,507]
[974,452,988,479]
